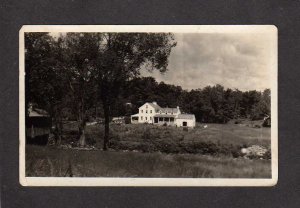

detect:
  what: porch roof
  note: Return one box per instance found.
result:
[153,114,176,118]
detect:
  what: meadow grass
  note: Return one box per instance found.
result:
[26,145,271,178]
[92,123,270,145]
[26,122,271,178]
[81,123,271,156]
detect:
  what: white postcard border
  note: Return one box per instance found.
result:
[19,25,278,186]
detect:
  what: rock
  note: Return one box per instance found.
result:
[241,145,268,158]
[241,148,250,154]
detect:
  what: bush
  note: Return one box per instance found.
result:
[234,120,242,124]
[86,137,96,146]
[254,124,261,128]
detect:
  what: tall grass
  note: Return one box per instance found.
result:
[28,122,271,178]
[26,145,271,178]
[106,123,271,157]
[59,123,271,157]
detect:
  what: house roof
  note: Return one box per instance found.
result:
[139,102,180,114]
[177,114,195,120]
[131,113,139,117]
[146,102,161,109]
[160,107,179,114]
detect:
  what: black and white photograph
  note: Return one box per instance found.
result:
[19,25,277,186]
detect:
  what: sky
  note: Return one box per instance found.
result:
[140,33,273,91]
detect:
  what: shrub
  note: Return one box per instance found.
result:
[262,149,271,160]
[254,124,261,128]
[234,120,242,124]
[86,137,96,146]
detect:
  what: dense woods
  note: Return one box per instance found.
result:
[25,32,270,147]
[112,77,271,123]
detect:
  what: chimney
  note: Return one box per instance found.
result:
[177,106,180,109]
[153,101,157,105]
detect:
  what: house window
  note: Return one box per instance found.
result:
[141,110,143,113]
[146,105,148,108]
[150,117,152,120]
[150,110,152,113]
[145,117,147,120]
[159,117,163,122]
[141,116,143,120]
[170,118,174,122]
[146,110,148,113]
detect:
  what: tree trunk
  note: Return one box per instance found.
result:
[78,118,86,147]
[103,104,110,151]
[79,128,86,147]
[52,114,62,146]
[54,124,62,145]
[57,116,63,145]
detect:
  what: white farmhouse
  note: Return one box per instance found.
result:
[131,102,196,128]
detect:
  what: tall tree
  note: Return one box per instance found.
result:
[62,33,102,146]
[95,33,176,150]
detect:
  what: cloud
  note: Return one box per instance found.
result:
[141,33,273,91]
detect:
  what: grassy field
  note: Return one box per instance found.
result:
[26,145,271,178]
[61,122,271,156]
[26,122,271,178]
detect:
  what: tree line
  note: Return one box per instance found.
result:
[111,77,270,124]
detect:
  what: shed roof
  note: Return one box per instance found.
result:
[177,114,195,120]
[29,109,49,117]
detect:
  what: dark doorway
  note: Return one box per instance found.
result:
[183,121,187,127]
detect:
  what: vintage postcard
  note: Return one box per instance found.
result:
[19,25,278,186]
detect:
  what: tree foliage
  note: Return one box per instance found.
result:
[25,33,68,144]
[25,32,176,148]
[94,33,176,150]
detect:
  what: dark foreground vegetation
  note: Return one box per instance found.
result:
[26,122,271,178]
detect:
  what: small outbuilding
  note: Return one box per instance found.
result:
[26,107,51,145]
[175,114,196,128]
